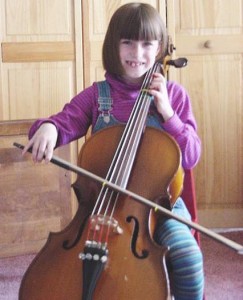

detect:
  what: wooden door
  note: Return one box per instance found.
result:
[167,0,243,228]
[0,0,83,257]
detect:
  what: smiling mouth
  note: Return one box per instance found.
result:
[126,61,144,68]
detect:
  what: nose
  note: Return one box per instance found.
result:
[131,42,143,58]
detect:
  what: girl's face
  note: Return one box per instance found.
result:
[119,39,161,84]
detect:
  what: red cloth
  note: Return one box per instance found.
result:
[181,169,200,245]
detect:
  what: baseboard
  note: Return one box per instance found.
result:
[198,208,243,228]
[211,227,243,233]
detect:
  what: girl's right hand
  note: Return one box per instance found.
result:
[22,123,58,163]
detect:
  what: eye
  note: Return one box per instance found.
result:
[120,39,132,45]
[143,41,153,46]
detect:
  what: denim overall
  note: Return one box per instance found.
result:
[92,80,204,300]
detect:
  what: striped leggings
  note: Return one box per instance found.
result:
[154,209,204,299]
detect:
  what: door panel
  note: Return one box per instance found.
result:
[0,121,73,257]
[167,0,243,227]
[0,0,82,256]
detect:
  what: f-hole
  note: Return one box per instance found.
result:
[126,215,149,259]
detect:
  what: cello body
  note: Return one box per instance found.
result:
[19,125,183,300]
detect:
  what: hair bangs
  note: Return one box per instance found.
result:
[119,7,163,41]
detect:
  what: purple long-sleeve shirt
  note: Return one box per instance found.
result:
[29,72,201,169]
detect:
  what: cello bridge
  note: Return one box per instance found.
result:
[89,214,123,235]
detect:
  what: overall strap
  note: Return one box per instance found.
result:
[97,80,113,114]
[92,80,119,132]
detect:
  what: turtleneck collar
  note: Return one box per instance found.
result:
[105,72,142,96]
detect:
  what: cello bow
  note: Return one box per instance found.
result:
[13,142,243,255]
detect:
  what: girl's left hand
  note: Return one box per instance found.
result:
[148,73,174,121]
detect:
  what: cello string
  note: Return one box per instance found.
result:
[116,94,152,186]
[103,95,152,224]
[93,78,156,242]
[92,63,157,215]
[89,63,159,243]
[93,104,151,244]
[90,64,155,216]
[103,64,158,204]
[102,62,157,187]
[94,81,152,212]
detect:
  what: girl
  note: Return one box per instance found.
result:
[23,3,204,299]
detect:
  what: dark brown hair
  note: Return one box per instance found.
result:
[102,3,168,76]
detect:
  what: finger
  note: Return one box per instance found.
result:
[152,72,164,81]
[44,142,54,163]
[23,138,41,163]
[148,89,160,98]
[152,73,166,84]
[22,139,34,156]
[150,80,167,94]
[35,141,47,163]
